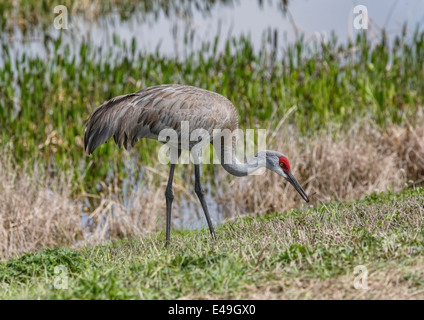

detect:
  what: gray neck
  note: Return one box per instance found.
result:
[215,143,267,177]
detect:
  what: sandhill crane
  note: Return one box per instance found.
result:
[84,84,309,245]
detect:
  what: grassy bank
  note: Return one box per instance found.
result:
[1,187,423,299]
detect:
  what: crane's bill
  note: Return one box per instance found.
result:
[286,171,309,203]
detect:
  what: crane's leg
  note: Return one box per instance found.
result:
[194,164,217,240]
[165,163,176,247]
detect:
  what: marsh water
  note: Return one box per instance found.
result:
[4,0,424,229]
[5,1,424,60]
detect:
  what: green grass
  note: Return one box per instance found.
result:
[1,187,423,299]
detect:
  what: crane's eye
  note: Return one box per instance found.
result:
[278,156,290,171]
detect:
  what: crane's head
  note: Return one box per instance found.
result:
[264,151,309,203]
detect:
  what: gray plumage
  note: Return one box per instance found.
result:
[84,84,238,155]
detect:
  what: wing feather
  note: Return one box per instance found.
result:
[84,84,238,154]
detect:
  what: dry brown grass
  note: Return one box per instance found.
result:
[0,160,80,260]
[220,117,424,216]
[79,173,164,245]
[0,158,163,260]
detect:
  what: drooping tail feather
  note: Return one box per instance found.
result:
[83,94,137,154]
